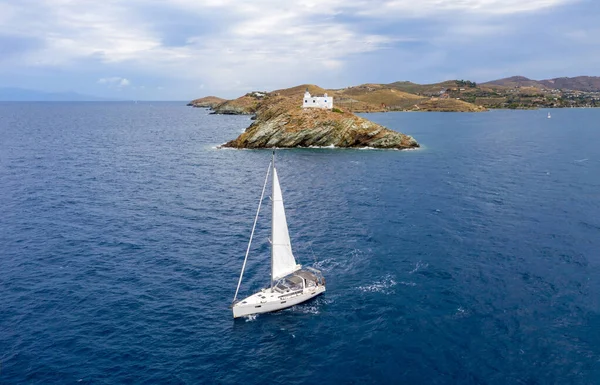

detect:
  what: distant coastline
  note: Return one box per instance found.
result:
[188,76,600,149]
[0,87,121,102]
[188,75,600,113]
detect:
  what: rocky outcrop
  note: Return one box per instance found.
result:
[187,96,227,108]
[211,91,267,115]
[222,95,419,149]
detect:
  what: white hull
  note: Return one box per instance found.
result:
[233,285,326,318]
[231,155,327,319]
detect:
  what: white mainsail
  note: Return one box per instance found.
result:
[231,154,326,318]
[271,167,301,281]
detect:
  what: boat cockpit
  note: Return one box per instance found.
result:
[273,267,325,294]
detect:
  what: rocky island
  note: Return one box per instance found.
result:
[187,96,226,108]
[187,75,600,149]
[221,86,419,150]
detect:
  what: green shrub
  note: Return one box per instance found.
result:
[332,107,343,113]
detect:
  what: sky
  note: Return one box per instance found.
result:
[0,0,598,100]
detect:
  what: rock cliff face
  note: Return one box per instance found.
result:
[222,95,419,149]
[187,96,226,108]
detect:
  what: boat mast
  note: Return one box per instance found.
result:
[232,160,272,304]
[270,150,275,291]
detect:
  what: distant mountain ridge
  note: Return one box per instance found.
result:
[483,76,600,92]
[0,87,116,101]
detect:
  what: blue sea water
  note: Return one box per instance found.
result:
[1,102,600,384]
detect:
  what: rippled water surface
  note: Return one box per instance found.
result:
[1,102,600,383]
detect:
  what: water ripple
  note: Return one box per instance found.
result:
[1,104,600,384]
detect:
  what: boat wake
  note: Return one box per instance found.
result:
[289,304,321,315]
[285,296,332,315]
[344,248,373,271]
[357,274,397,294]
[450,306,470,319]
[244,314,258,322]
[312,258,341,271]
[409,260,429,274]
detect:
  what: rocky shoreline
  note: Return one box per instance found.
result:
[220,94,419,150]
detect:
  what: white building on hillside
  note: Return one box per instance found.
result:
[303,89,333,109]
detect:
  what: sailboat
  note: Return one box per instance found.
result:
[232,153,326,318]
[547,112,552,119]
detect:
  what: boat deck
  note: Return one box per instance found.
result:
[237,288,282,306]
[235,268,324,307]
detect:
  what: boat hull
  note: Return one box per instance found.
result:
[232,285,325,318]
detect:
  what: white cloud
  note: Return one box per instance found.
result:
[98,76,131,87]
[358,0,577,16]
[0,0,394,93]
[0,2,17,24]
[0,0,586,97]
[1,0,161,66]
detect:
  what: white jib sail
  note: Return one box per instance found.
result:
[271,167,301,281]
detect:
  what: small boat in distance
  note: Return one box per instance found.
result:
[231,152,326,318]
[548,112,552,119]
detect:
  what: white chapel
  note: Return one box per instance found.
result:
[302,89,333,109]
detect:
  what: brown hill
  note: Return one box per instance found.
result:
[331,83,485,112]
[482,76,547,89]
[190,80,488,114]
[335,86,421,110]
[482,75,600,92]
[189,75,600,114]
[211,91,267,115]
[266,82,486,113]
[386,80,460,95]
[269,84,391,112]
[187,96,227,108]
[331,97,385,113]
[271,84,328,98]
[410,98,487,112]
[222,95,419,150]
[540,76,600,91]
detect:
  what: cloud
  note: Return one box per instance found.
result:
[357,0,577,17]
[0,0,393,93]
[98,77,131,87]
[0,0,592,98]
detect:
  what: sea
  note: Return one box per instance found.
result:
[1,102,599,384]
